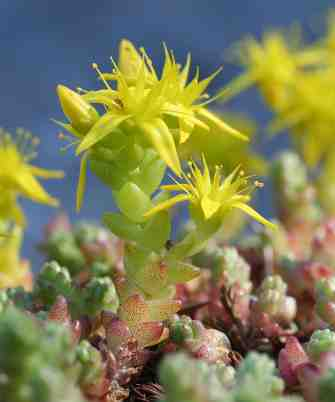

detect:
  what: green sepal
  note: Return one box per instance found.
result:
[76,113,131,154]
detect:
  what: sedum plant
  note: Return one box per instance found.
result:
[55,39,274,348]
[0,305,85,402]
[6,12,335,402]
[159,352,301,402]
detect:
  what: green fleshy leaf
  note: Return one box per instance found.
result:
[140,211,171,252]
[130,150,166,195]
[114,182,153,223]
[103,212,142,241]
[166,260,200,284]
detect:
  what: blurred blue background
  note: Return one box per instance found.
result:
[0,0,333,268]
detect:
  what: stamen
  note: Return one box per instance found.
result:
[76,87,88,94]
[58,132,75,142]
[60,139,80,152]
[92,62,113,90]
[254,180,264,188]
[32,137,40,146]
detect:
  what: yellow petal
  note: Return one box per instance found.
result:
[76,113,131,154]
[28,166,64,179]
[197,108,248,141]
[140,118,182,176]
[233,202,276,229]
[201,195,221,219]
[161,184,192,192]
[11,203,26,227]
[15,170,59,207]
[143,194,190,218]
[217,73,255,104]
[76,152,88,212]
[118,39,147,80]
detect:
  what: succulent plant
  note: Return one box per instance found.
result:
[168,314,232,364]
[0,305,85,402]
[159,352,233,402]
[307,330,335,361]
[315,277,335,327]
[253,275,296,326]
[159,351,300,402]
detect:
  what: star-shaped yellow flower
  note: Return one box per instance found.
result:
[144,156,275,229]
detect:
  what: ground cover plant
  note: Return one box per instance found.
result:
[2,11,335,402]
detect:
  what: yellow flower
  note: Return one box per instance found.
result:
[268,69,335,167]
[0,129,64,226]
[144,156,275,229]
[0,225,32,290]
[60,40,246,177]
[221,31,325,110]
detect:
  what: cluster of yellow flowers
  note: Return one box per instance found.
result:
[57,40,247,186]
[0,39,276,289]
[57,40,273,230]
[222,12,335,169]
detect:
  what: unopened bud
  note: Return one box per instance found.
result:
[57,85,99,134]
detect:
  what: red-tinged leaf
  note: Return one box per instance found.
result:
[48,295,71,324]
[132,260,169,297]
[146,298,182,321]
[132,321,165,348]
[102,313,132,353]
[118,294,150,328]
[115,277,145,303]
[166,260,201,285]
[278,337,309,386]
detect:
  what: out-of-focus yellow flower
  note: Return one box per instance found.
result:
[0,225,32,290]
[268,70,335,167]
[145,156,275,229]
[221,30,326,110]
[219,17,335,169]
[0,128,64,226]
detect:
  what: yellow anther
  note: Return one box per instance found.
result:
[254,180,264,188]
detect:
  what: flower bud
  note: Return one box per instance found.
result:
[57,85,99,134]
